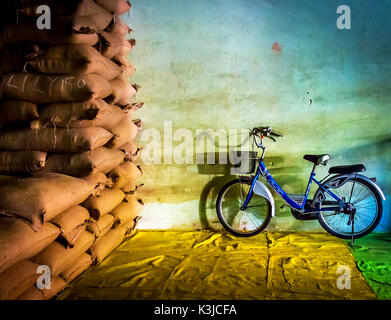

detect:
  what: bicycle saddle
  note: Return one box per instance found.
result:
[303,154,330,165]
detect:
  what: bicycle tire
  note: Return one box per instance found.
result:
[315,177,383,239]
[216,178,272,237]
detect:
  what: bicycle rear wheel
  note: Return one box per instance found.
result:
[314,177,382,239]
[216,178,272,237]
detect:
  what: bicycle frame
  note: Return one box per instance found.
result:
[242,159,346,213]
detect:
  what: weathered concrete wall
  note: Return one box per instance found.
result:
[123,0,391,231]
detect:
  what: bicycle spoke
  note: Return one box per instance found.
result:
[353,194,372,206]
[320,180,379,237]
[352,184,364,203]
[245,212,261,230]
[322,213,339,217]
[232,211,244,229]
[220,180,270,234]
[354,203,376,209]
[356,211,376,219]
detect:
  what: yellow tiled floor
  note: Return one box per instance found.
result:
[58,231,376,300]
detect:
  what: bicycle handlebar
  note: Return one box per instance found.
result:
[252,126,283,140]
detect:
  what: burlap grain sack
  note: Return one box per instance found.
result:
[108,161,142,189]
[16,277,67,300]
[62,225,86,249]
[34,99,126,131]
[122,101,144,115]
[2,73,112,103]
[112,55,135,77]
[89,225,128,264]
[122,181,136,194]
[87,214,114,237]
[106,76,137,104]
[0,21,99,46]
[0,218,60,273]
[119,141,138,155]
[0,45,41,73]
[81,171,110,196]
[51,206,90,248]
[0,151,46,174]
[111,198,144,227]
[120,141,141,161]
[96,0,131,15]
[117,97,137,108]
[106,17,132,36]
[26,45,121,80]
[0,127,113,153]
[107,118,141,149]
[41,147,125,177]
[82,188,125,220]
[0,173,94,231]
[31,230,95,278]
[0,260,40,300]
[60,253,92,283]
[123,183,144,196]
[0,99,39,124]
[63,0,113,33]
[82,171,109,186]
[97,32,135,59]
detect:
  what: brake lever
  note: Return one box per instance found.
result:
[267,135,276,142]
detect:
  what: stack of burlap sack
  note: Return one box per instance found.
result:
[0,0,144,300]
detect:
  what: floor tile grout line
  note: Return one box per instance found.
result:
[344,240,380,299]
[265,232,271,300]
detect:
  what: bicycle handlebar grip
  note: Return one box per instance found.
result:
[252,127,283,138]
[271,130,283,137]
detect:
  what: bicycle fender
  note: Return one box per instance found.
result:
[254,181,275,217]
[356,174,386,201]
[323,174,386,201]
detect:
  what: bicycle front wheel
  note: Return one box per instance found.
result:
[216,178,272,237]
[315,177,383,239]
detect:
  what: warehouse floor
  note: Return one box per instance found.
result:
[58,231,391,300]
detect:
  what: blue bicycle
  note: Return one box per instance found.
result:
[216,127,386,242]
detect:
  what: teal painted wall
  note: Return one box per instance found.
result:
[123,0,391,232]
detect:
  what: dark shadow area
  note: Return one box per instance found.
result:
[338,135,391,162]
[196,151,258,175]
[198,175,233,231]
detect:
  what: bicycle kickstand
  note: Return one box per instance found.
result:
[350,219,355,247]
[348,213,355,247]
